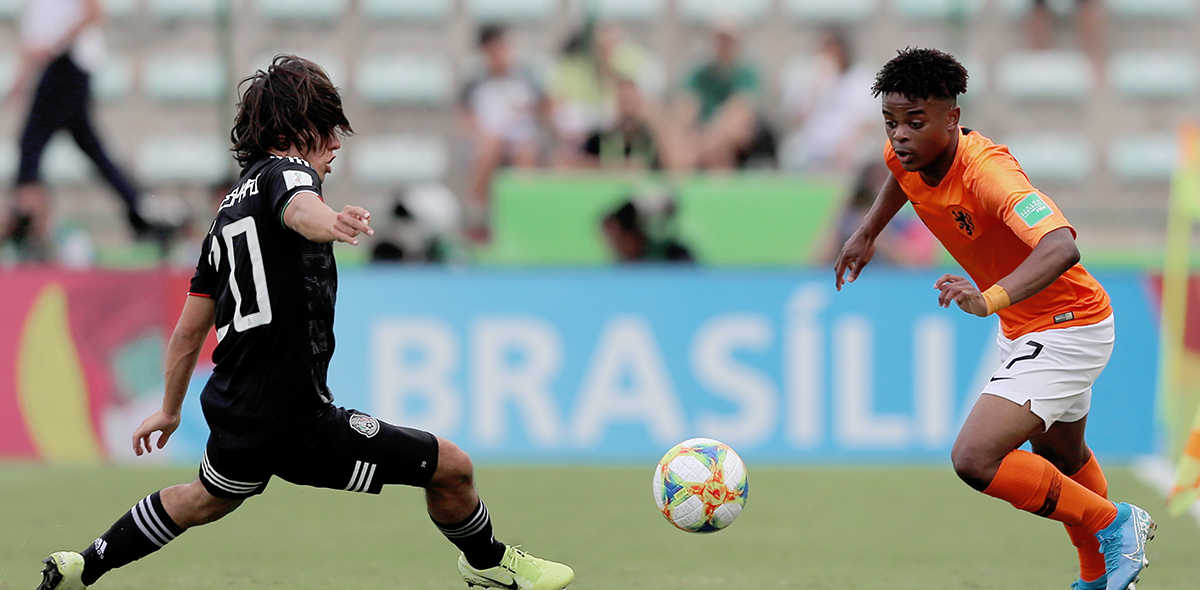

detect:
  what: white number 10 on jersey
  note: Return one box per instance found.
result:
[218,216,273,333]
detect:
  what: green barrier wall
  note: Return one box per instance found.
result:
[482,171,848,265]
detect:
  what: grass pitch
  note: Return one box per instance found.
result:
[1,464,1197,589]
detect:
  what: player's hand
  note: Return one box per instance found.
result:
[331,205,373,246]
[834,230,876,291]
[934,274,988,317]
[132,410,182,456]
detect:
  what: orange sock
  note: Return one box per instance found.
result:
[982,450,1117,534]
[1065,452,1108,583]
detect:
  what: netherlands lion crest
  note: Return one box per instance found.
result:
[349,413,380,438]
[948,206,977,239]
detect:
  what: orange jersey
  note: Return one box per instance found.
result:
[884,128,1111,338]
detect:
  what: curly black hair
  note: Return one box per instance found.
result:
[871,47,968,101]
[231,55,352,167]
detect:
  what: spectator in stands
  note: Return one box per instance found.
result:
[1026,0,1105,77]
[600,191,693,263]
[828,162,935,267]
[779,30,878,173]
[459,24,550,242]
[547,26,600,164]
[669,17,775,171]
[5,0,172,261]
[579,77,664,170]
[548,22,658,167]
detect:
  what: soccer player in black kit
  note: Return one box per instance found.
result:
[35,55,574,590]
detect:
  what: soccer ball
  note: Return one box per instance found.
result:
[652,437,748,533]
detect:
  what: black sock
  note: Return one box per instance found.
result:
[433,500,506,569]
[79,491,183,586]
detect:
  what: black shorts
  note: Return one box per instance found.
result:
[199,407,440,499]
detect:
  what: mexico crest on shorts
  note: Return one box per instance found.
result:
[349,413,380,438]
[948,206,978,240]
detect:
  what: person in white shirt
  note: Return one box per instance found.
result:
[6,0,166,260]
[458,24,550,242]
[779,30,878,173]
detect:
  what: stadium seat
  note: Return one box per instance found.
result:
[996,51,1093,101]
[101,0,138,20]
[355,54,452,105]
[0,0,22,21]
[677,0,771,23]
[1105,0,1196,19]
[569,0,666,21]
[958,55,987,100]
[147,0,224,21]
[255,0,347,22]
[0,140,17,184]
[0,52,16,98]
[1002,134,1095,182]
[93,54,133,102]
[360,0,452,22]
[350,135,448,185]
[1108,51,1198,99]
[784,0,878,23]
[997,0,1075,19]
[136,135,229,185]
[890,0,985,20]
[522,52,556,88]
[1107,133,1176,182]
[466,0,557,22]
[43,134,96,186]
[780,55,818,104]
[252,51,347,87]
[634,54,668,98]
[142,53,225,103]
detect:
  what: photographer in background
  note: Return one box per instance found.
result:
[600,190,694,263]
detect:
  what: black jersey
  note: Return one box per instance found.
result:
[190,155,337,445]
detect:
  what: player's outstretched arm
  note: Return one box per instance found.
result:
[835,172,908,290]
[283,192,373,245]
[935,227,1080,317]
[992,226,1080,304]
[134,295,215,455]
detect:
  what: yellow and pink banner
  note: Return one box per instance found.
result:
[0,270,210,463]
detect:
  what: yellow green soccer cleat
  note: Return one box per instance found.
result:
[36,552,86,590]
[458,546,574,590]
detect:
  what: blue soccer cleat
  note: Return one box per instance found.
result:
[1070,576,1106,590]
[1095,503,1156,590]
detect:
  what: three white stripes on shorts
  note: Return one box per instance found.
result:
[201,451,262,496]
[131,495,177,548]
[200,451,378,496]
[345,460,377,493]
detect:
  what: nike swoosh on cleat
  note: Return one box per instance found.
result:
[471,575,519,590]
[988,376,1013,382]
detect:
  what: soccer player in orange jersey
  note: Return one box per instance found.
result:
[833,48,1155,590]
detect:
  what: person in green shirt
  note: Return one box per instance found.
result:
[671,19,775,170]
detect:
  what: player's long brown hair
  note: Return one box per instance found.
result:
[231,55,353,167]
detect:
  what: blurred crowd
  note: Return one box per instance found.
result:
[452,17,911,262]
[3,0,1109,268]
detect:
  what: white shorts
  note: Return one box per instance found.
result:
[981,314,1114,431]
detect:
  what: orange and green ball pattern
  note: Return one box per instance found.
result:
[652,438,748,533]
